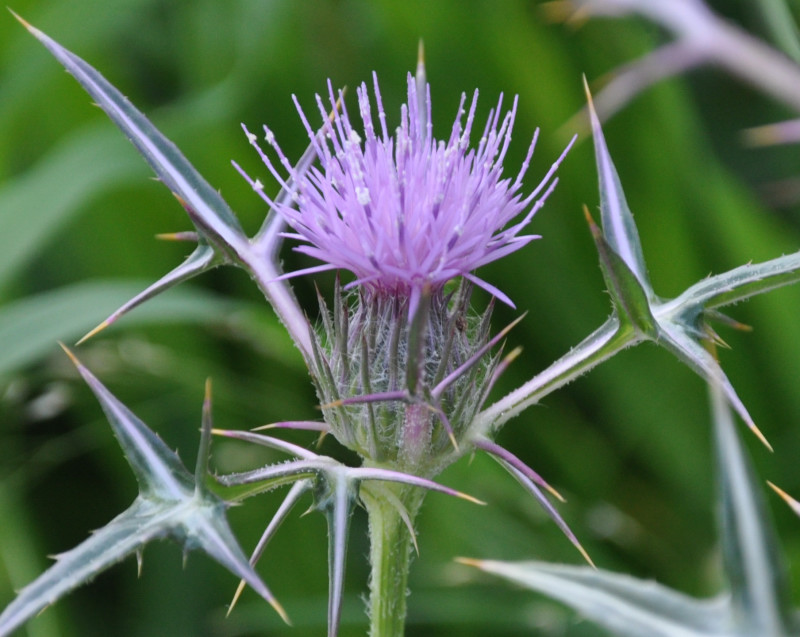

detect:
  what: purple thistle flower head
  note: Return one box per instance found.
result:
[239,72,574,311]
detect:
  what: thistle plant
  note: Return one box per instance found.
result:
[5,2,800,637]
[1,15,583,637]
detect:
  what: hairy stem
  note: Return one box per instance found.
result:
[362,484,426,637]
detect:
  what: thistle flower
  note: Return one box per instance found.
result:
[238,72,573,312]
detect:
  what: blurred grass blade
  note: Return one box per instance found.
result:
[754,0,800,63]
[0,124,144,292]
[710,378,793,633]
[0,280,239,379]
[13,12,248,258]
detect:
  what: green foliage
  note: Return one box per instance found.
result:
[466,381,800,636]
[3,1,800,636]
[0,350,280,637]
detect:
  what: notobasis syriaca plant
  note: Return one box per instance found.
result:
[8,6,800,637]
[0,21,584,637]
[228,50,584,635]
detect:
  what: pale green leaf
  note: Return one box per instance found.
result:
[466,559,728,637]
[587,81,652,296]
[0,497,189,637]
[671,251,800,313]
[586,210,657,337]
[710,381,794,633]
[0,349,282,636]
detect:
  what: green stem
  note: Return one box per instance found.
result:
[363,485,425,637]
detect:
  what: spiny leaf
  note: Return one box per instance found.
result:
[710,379,792,633]
[459,559,728,637]
[63,347,284,617]
[61,343,194,498]
[673,250,800,312]
[0,498,188,637]
[214,432,487,637]
[585,77,652,295]
[479,87,800,451]
[584,206,657,336]
[460,380,797,637]
[0,348,285,636]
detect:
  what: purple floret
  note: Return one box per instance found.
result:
[239,72,573,310]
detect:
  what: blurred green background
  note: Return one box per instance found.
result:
[3,1,800,635]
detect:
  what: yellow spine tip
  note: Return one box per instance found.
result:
[767,481,794,503]
[270,598,291,626]
[582,74,594,109]
[547,484,566,503]
[458,491,486,506]
[453,556,482,568]
[58,342,80,367]
[752,424,773,452]
[226,579,247,617]
[318,399,344,410]
[8,8,32,30]
[577,544,596,569]
[172,193,188,208]
[447,431,460,452]
[251,423,275,431]
[76,320,111,345]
